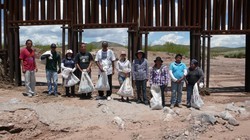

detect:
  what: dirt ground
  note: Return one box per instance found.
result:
[0,48,249,140]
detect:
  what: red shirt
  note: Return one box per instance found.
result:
[19,47,36,71]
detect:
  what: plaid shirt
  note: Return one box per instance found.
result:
[150,65,169,86]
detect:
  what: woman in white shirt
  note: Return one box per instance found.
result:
[116,51,131,102]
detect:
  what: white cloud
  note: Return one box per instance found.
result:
[211,35,245,47]
[151,33,188,45]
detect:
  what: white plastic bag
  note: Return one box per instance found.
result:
[78,71,95,93]
[62,68,73,79]
[95,71,110,91]
[64,73,80,87]
[40,51,52,65]
[191,83,204,109]
[150,85,163,110]
[117,77,134,97]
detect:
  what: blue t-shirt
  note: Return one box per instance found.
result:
[169,62,187,80]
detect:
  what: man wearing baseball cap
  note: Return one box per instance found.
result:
[41,43,61,96]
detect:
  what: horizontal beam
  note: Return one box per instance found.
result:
[8,20,70,26]
[202,30,250,34]
[139,26,200,31]
[73,23,137,29]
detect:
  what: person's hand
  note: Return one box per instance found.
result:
[112,69,115,75]
[22,69,26,74]
[35,68,38,72]
[57,69,61,74]
[100,67,105,72]
[86,67,91,73]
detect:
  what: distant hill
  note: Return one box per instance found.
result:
[88,41,124,48]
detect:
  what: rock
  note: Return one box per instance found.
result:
[9,98,20,104]
[225,124,234,131]
[228,117,239,126]
[0,130,9,135]
[220,111,234,120]
[217,118,227,125]
[163,107,176,116]
[9,127,23,133]
[198,113,217,125]
[184,130,189,136]
[185,114,192,121]
[225,102,245,114]
[113,116,125,130]
[245,100,250,107]
[0,123,14,131]
[163,114,173,122]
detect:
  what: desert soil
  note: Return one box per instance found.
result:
[0,47,249,140]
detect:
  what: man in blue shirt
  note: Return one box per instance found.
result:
[169,54,187,108]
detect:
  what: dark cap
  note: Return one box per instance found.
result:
[102,41,108,46]
[154,57,163,63]
[191,59,198,66]
[51,43,57,48]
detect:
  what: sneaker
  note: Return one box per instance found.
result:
[121,97,125,102]
[144,100,149,105]
[107,96,112,101]
[187,103,191,108]
[96,96,104,100]
[170,104,174,109]
[54,93,58,97]
[27,93,33,97]
[176,104,182,108]
[136,100,142,104]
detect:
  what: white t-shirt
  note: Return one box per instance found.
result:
[116,59,131,77]
[95,49,116,75]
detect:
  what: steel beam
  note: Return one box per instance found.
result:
[246,34,250,92]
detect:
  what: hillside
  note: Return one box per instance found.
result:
[89,41,124,48]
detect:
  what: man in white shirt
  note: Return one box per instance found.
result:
[95,41,116,100]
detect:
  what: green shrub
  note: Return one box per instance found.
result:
[224,51,245,58]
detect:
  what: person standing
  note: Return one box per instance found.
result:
[132,50,149,105]
[41,43,61,96]
[149,57,169,107]
[19,39,38,97]
[75,43,94,98]
[186,59,204,108]
[169,54,187,108]
[116,51,131,102]
[61,49,76,97]
[95,41,116,100]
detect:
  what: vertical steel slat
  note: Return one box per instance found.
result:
[85,0,90,23]
[182,0,186,26]
[133,0,139,24]
[78,0,83,24]
[247,0,250,29]
[73,0,77,24]
[145,0,149,26]
[51,0,55,20]
[101,0,106,23]
[18,0,23,20]
[0,8,2,49]
[212,0,217,29]
[221,0,226,30]
[187,0,191,26]
[198,0,202,27]
[201,0,206,30]
[207,0,211,30]
[128,0,133,22]
[91,0,95,23]
[41,0,45,20]
[228,0,232,29]
[107,0,111,23]
[34,0,39,20]
[233,0,238,29]
[25,0,30,20]
[111,0,115,23]
[245,34,250,92]
[56,0,61,20]
[178,0,182,26]
[140,0,145,26]
[117,0,122,23]
[156,0,160,26]
[30,0,35,20]
[95,0,99,23]
[149,0,153,26]
[63,0,67,19]
[170,0,175,26]
[242,0,247,29]
[192,0,197,26]
[123,0,128,23]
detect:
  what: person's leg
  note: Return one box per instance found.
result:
[65,87,70,97]
[142,80,148,104]
[176,81,184,106]
[46,70,53,94]
[160,85,166,107]
[71,85,75,96]
[30,71,36,95]
[52,72,58,96]
[106,74,112,97]
[24,71,32,96]
[186,84,193,107]
[170,81,178,108]
[136,80,142,103]
[87,72,92,97]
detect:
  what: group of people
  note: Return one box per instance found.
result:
[20,39,204,109]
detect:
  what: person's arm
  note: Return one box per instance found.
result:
[57,54,61,73]
[149,67,153,86]
[111,50,116,75]
[95,51,104,72]
[116,61,123,73]
[164,66,170,85]
[86,53,94,72]
[197,68,204,83]
[145,59,149,81]
[20,60,26,73]
[132,60,136,81]
[169,63,178,82]
[34,57,38,72]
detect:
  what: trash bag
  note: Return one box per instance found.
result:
[64,73,80,87]
[117,77,134,97]
[191,83,204,109]
[62,68,72,79]
[95,71,110,91]
[150,85,163,110]
[40,51,52,65]
[78,71,95,93]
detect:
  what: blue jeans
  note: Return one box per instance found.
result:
[170,81,184,105]
[160,85,167,107]
[118,75,126,85]
[46,70,58,94]
[135,80,147,102]
[186,84,194,105]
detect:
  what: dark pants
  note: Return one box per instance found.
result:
[186,84,194,105]
[98,74,112,97]
[135,80,147,102]
[65,86,75,96]
[160,85,167,107]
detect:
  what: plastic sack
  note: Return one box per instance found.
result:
[78,71,95,93]
[62,68,73,79]
[117,78,134,97]
[40,51,52,65]
[95,71,110,91]
[64,73,80,87]
[191,83,204,109]
[150,85,163,110]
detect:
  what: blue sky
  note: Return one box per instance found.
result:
[19,26,245,48]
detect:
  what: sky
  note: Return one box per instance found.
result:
[19,25,245,48]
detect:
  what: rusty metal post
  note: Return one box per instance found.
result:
[62,25,66,59]
[246,34,250,92]
[144,32,148,59]
[14,27,21,86]
[206,34,211,88]
[202,35,206,72]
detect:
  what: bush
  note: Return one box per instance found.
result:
[224,51,245,58]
